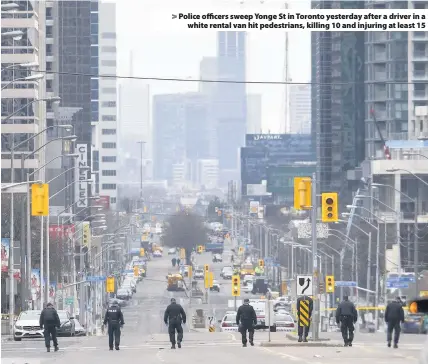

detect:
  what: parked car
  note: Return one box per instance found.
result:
[13,310,43,341]
[74,319,87,336]
[168,248,177,255]
[210,280,221,292]
[402,313,428,334]
[221,267,233,279]
[56,310,76,337]
[153,250,162,258]
[274,312,295,332]
[108,297,126,307]
[116,288,132,300]
[220,313,239,332]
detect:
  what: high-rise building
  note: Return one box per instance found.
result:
[1,1,46,183]
[289,85,310,134]
[199,57,217,96]
[311,0,365,197]
[215,32,247,180]
[196,159,219,189]
[246,94,262,134]
[95,1,118,208]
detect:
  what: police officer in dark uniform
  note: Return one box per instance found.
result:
[103,299,125,351]
[236,298,257,347]
[336,295,358,346]
[385,296,405,348]
[296,295,313,342]
[164,298,186,349]
[39,303,61,352]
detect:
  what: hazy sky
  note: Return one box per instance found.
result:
[114,0,311,132]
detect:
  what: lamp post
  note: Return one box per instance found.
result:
[1,73,44,90]
[1,61,39,74]
[372,182,420,298]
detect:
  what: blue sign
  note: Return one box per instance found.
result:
[335,281,357,287]
[387,276,415,283]
[386,282,409,289]
[86,276,106,282]
[264,257,273,262]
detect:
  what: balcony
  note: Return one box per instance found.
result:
[413,89,427,100]
[413,51,428,61]
[413,70,428,81]
[414,32,428,41]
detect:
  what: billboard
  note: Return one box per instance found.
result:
[96,196,110,210]
[49,224,75,240]
[75,144,89,209]
[1,238,9,273]
[82,221,91,247]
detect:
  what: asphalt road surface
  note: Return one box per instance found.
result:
[2,252,426,364]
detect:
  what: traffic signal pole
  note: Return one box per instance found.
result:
[311,172,320,341]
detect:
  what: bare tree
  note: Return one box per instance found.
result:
[163,211,208,264]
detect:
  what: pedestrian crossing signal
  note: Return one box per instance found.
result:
[326,275,335,293]
[232,275,240,296]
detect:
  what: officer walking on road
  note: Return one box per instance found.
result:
[296,295,313,342]
[164,298,186,349]
[103,299,125,351]
[385,296,405,348]
[39,303,61,352]
[236,298,257,347]
[336,295,358,347]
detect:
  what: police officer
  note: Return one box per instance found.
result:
[296,295,313,342]
[103,299,125,351]
[385,296,405,348]
[336,295,358,346]
[39,303,61,352]
[236,298,257,347]
[164,298,186,349]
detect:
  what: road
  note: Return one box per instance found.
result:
[2,251,426,364]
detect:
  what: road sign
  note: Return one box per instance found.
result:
[106,277,115,292]
[335,281,357,287]
[386,281,409,289]
[387,276,415,283]
[86,276,106,282]
[296,275,313,296]
[65,297,74,305]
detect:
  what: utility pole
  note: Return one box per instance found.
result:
[137,141,145,207]
[283,1,290,133]
[311,172,319,341]
[414,197,419,297]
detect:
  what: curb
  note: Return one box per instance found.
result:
[286,333,331,342]
[259,341,343,348]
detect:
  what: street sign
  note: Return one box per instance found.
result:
[65,297,73,305]
[386,281,409,289]
[335,281,357,287]
[296,275,313,296]
[86,276,106,282]
[387,276,415,283]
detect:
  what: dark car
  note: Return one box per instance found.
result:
[402,313,428,334]
[56,310,76,337]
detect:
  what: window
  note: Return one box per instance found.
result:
[102,184,116,190]
[46,44,53,56]
[102,170,117,176]
[102,129,116,135]
[101,46,116,53]
[102,115,116,121]
[102,142,116,149]
[91,89,99,100]
[46,7,52,19]
[102,101,116,107]
[46,80,53,92]
[91,78,99,90]
[101,60,116,67]
[91,23,98,35]
[111,197,117,204]
[102,32,116,39]
[46,62,53,71]
[102,88,116,94]
[91,101,99,113]
[91,1,98,11]
[46,25,53,37]
[102,156,116,162]
[91,46,98,57]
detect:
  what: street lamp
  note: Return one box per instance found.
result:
[1,62,39,74]
[2,96,61,124]
[386,168,428,188]
[402,153,428,160]
[1,73,44,90]
[1,30,23,38]
[1,2,19,10]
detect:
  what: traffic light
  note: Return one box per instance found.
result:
[238,246,244,254]
[31,183,49,216]
[293,177,312,210]
[140,248,145,257]
[326,275,335,293]
[321,193,338,222]
[134,266,139,277]
[82,222,90,247]
[198,245,203,253]
[204,264,209,273]
[259,259,264,268]
[106,276,115,293]
[319,282,325,294]
[232,275,240,296]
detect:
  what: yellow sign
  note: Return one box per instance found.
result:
[82,222,91,247]
[420,291,428,297]
[209,325,215,332]
[298,300,310,327]
[106,277,115,293]
[31,183,49,216]
[140,248,145,257]
[180,248,186,259]
[293,177,312,210]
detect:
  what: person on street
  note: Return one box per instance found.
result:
[336,295,358,346]
[172,257,177,267]
[177,258,181,266]
[103,299,125,351]
[39,302,61,352]
[164,298,186,349]
[296,295,313,342]
[385,296,405,348]
[236,298,257,347]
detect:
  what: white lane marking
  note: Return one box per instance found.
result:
[228,333,237,341]
[259,347,312,364]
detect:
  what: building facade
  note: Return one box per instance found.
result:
[289,85,310,134]
[246,94,262,134]
[196,159,219,189]
[1,1,46,182]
